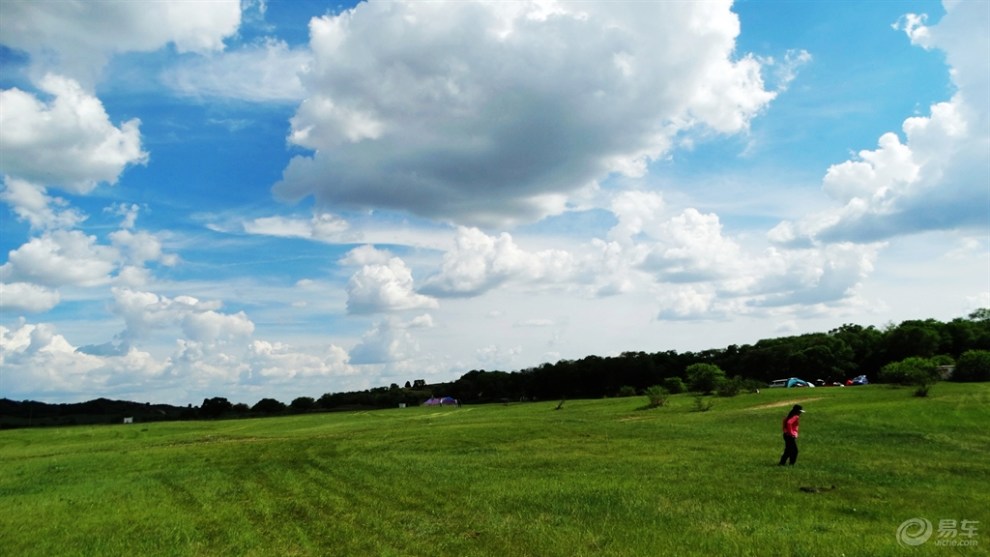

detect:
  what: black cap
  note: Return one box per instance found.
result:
[792,404,805,413]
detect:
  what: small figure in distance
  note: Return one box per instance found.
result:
[779,404,804,466]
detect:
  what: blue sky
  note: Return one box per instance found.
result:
[1,0,987,405]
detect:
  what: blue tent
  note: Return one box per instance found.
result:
[786,377,814,388]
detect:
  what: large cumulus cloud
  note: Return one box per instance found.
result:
[275,0,775,226]
[0,75,147,193]
[771,0,989,245]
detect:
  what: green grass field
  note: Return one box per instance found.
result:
[2,383,988,557]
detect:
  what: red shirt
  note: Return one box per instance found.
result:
[783,415,800,437]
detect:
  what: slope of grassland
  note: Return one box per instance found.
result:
[1,383,988,557]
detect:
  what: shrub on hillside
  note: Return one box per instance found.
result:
[716,376,743,397]
[618,385,638,397]
[952,350,990,382]
[880,357,941,396]
[644,386,669,408]
[662,377,686,394]
[880,357,940,385]
[742,378,765,393]
[686,363,727,395]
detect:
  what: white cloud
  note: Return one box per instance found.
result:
[110,229,177,267]
[745,243,880,308]
[895,13,933,48]
[0,282,61,313]
[165,339,249,384]
[775,0,989,244]
[0,0,241,87]
[608,190,668,244]
[106,203,142,229]
[600,190,883,318]
[655,285,718,321]
[650,239,881,321]
[248,340,352,379]
[0,75,148,193]
[0,198,177,308]
[242,212,353,242]
[0,303,356,402]
[422,227,574,297]
[0,177,86,230]
[341,247,438,314]
[0,230,117,288]
[0,321,164,398]
[111,288,246,343]
[274,0,774,225]
[410,198,881,319]
[476,344,522,367]
[181,310,255,345]
[767,49,812,93]
[349,315,425,365]
[164,38,310,102]
[638,208,744,283]
[232,210,457,252]
[822,132,919,204]
[340,245,392,266]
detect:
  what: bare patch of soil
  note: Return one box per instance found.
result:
[748,397,823,411]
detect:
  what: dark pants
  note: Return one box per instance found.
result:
[779,434,798,465]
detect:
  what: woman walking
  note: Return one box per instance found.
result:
[779,404,804,466]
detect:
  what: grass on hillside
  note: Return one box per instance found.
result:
[1,383,988,557]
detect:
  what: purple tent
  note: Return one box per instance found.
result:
[423,396,458,406]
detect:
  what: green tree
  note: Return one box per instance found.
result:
[884,320,946,361]
[200,397,232,419]
[617,385,637,397]
[252,398,287,414]
[686,363,726,395]
[969,308,990,322]
[661,376,686,394]
[953,350,990,382]
[716,375,743,397]
[879,357,941,396]
[290,397,315,412]
[644,386,669,408]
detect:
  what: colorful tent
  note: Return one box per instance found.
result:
[423,397,459,406]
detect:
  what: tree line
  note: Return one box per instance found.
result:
[3,310,989,427]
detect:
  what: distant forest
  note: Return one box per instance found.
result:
[3,310,989,428]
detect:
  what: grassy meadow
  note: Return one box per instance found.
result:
[1,383,988,557]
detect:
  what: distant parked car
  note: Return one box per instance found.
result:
[769,377,815,388]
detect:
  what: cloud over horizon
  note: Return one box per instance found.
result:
[0,0,986,405]
[274,1,776,226]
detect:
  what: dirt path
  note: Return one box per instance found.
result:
[749,397,823,410]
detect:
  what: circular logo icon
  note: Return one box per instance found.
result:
[897,518,933,547]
